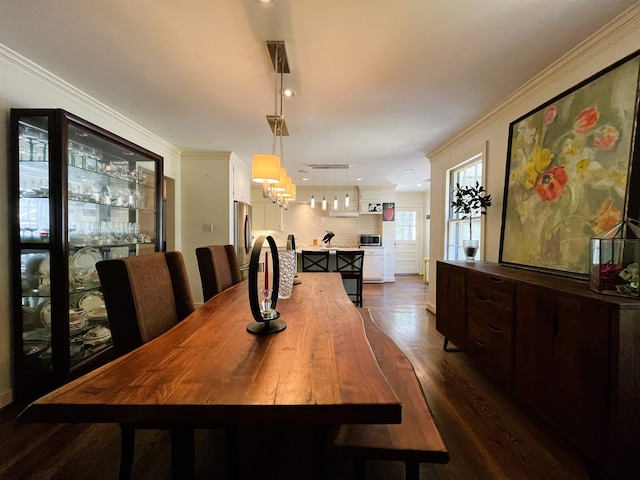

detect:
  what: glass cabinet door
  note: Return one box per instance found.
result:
[11,109,163,401]
[18,116,54,378]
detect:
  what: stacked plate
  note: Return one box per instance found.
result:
[83,325,111,349]
[78,291,108,322]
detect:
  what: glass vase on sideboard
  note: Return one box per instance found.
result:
[10,109,164,401]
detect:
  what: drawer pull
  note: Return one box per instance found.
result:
[487,323,502,333]
[474,338,486,347]
[474,294,488,302]
[489,276,504,284]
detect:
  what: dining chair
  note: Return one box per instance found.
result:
[96,251,196,479]
[301,250,330,272]
[196,244,242,302]
[335,250,365,307]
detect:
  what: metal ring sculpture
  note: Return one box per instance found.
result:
[247,235,286,334]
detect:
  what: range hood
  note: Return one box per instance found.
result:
[328,210,360,218]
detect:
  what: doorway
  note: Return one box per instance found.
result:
[394,206,422,274]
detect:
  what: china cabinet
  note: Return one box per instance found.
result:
[436,260,640,478]
[10,109,163,401]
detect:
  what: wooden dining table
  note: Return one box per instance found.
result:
[20,272,401,477]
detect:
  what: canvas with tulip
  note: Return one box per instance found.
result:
[500,52,640,275]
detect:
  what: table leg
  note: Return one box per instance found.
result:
[170,427,194,480]
[313,425,327,480]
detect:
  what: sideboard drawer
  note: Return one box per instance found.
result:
[467,293,513,336]
[467,270,514,309]
[467,319,513,385]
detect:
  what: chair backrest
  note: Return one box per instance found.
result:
[335,250,365,273]
[196,245,242,301]
[96,251,195,356]
[286,234,296,251]
[301,250,330,272]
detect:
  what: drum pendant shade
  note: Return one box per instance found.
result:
[273,167,288,192]
[252,154,281,183]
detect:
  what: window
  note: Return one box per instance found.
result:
[395,210,417,241]
[446,152,484,260]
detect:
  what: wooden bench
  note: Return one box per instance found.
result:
[330,308,449,480]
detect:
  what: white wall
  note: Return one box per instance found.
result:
[0,45,182,407]
[426,6,640,312]
[180,151,236,305]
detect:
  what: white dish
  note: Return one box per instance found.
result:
[35,300,52,326]
[73,247,102,284]
[84,326,111,341]
[86,305,108,321]
[78,291,104,312]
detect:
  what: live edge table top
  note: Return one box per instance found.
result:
[20,273,401,427]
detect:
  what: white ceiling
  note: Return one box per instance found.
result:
[0,0,635,191]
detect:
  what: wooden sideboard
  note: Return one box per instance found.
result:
[436,260,640,479]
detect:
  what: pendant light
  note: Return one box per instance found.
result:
[345,193,350,208]
[253,41,296,208]
[310,195,315,208]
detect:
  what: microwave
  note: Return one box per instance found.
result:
[359,234,381,246]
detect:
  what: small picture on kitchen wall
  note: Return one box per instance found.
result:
[383,203,395,221]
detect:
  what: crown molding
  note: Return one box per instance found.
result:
[0,43,181,158]
[428,4,640,160]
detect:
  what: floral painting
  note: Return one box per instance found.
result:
[500,52,640,276]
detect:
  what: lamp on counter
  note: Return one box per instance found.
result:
[252,40,296,210]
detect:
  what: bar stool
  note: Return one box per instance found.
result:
[301,250,330,272]
[336,250,365,307]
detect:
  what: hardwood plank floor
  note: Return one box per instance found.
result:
[0,276,590,480]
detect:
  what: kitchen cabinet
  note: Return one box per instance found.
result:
[232,158,251,203]
[252,201,283,231]
[362,247,384,283]
[358,187,382,214]
[436,260,640,478]
[10,109,163,401]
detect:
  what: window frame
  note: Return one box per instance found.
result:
[445,147,487,261]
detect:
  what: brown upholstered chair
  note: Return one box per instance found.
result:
[336,250,365,307]
[96,251,196,479]
[97,251,195,356]
[196,245,242,302]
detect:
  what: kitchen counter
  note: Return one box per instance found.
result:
[298,245,361,252]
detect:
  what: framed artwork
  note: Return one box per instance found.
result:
[382,203,395,221]
[499,50,640,276]
[368,203,382,213]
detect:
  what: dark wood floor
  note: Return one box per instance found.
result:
[0,276,590,480]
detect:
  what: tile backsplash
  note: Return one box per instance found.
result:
[254,202,381,247]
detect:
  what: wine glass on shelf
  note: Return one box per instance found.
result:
[24,221,39,240]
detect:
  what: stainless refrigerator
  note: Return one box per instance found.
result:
[234,201,253,278]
